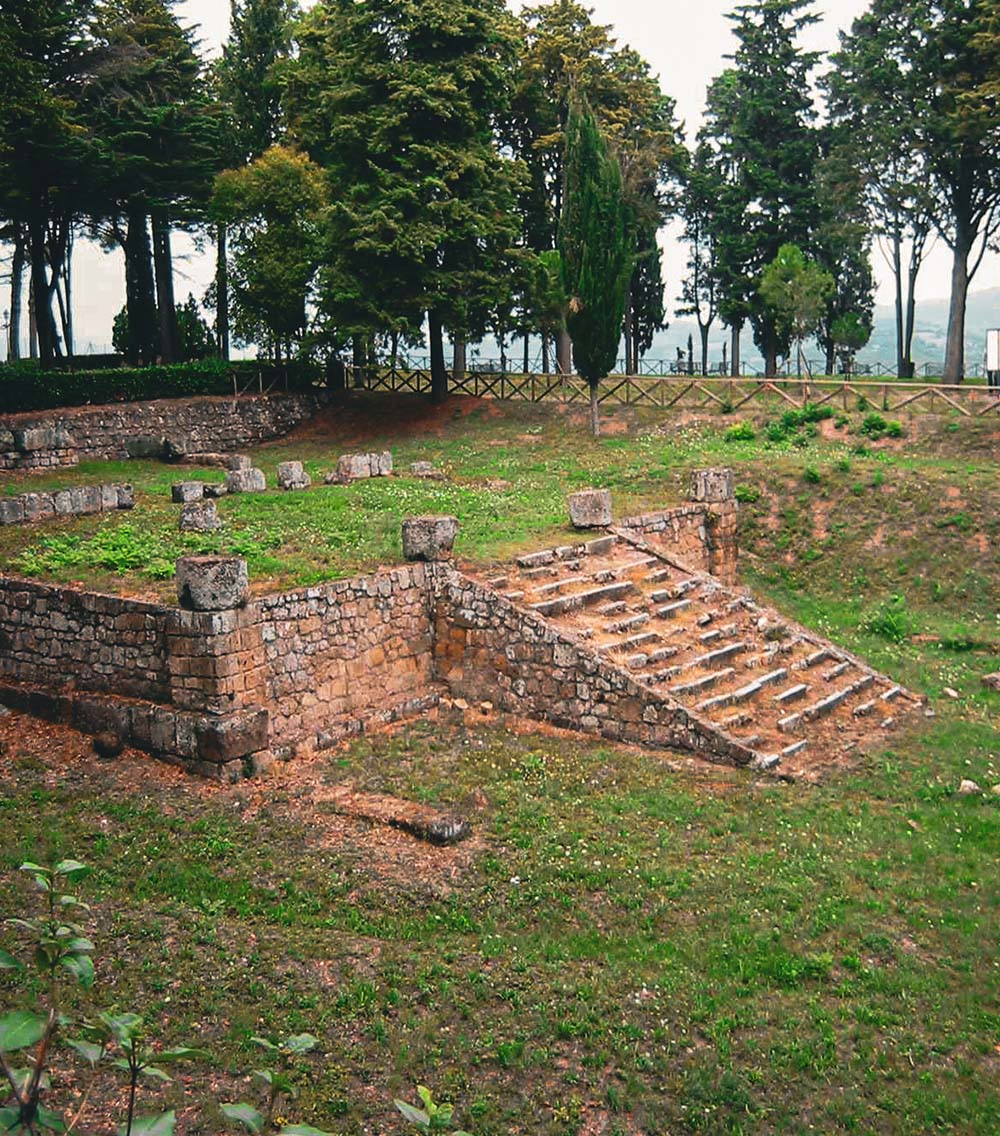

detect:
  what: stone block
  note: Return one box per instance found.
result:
[52,490,74,516]
[277,461,311,491]
[176,556,249,611]
[0,429,15,451]
[335,452,374,481]
[227,454,252,471]
[125,435,168,460]
[116,484,136,510]
[15,426,60,452]
[21,493,54,522]
[982,672,1000,691]
[374,450,393,476]
[171,481,205,504]
[179,500,222,533]
[100,484,119,510]
[195,707,269,764]
[75,486,103,515]
[690,468,735,503]
[0,498,25,525]
[402,515,459,561]
[203,482,228,499]
[568,489,613,529]
[224,467,267,494]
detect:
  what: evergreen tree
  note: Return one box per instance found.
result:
[0,0,95,363]
[677,143,722,376]
[831,0,1000,383]
[759,243,833,378]
[86,0,218,364]
[559,96,631,436]
[699,0,821,376]
[287,0,522,401]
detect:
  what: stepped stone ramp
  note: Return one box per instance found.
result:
[468,531,924,777]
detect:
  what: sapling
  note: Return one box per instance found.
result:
[221,1033,332,1135]
[394,1085,473,1134]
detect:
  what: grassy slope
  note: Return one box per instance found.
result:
[1,394,1000,1134]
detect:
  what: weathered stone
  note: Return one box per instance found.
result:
[203,482,228,499]
[0,428,15,451]
[374,450,393,476]
[402,515,459,561]
[410,460,445,480]
[21,493,54,522]
[125,435,168,460]
[227,454,252,471]
[0,498,25,525]
[171,481,205,504]
[959,779,981,795]
[196,707,269,764]
[982,672,1000,691]
[690,467,735,503]
[176,556,249,611]
[116,484,136,510]
[15,426,60,452]
[52,490,74,515]
[179,500,222,533]
[330,451,393,483]
[277,461,311,491]
[568,489,613,529]
[93,731,124,760]
[224,467,267,494]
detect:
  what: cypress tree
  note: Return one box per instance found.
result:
[559,96,631,437]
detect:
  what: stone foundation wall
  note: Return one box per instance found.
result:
[431,571,751,765]
[619,501,739,584]
[0,392,319,470]
[252,565,436,753]
[0,579,172,703]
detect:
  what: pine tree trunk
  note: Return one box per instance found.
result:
[903,252,919,379]
[623,292,634,375]
[452,336,466,385]
[28,281,37,359]
[699,324,709,377]
[892,232,904,378]
[60,227,74,358]
[125,205,157,365]
[28,216,57,363]
[825,340,835,377]
[151,207,180,363]
[428,310,448,402]
[8,225,24,360]
[352,337,365,387]
[217,222,230,361]
[523,334,529,374]
[730,324,741,378]
[556,326,572,375]
[589,378,600,437]
[943,228,972,385]
[542,334,550,374]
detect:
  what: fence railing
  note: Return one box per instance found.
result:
[345,364,1000,417]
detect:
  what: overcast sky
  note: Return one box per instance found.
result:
[63,0,997,354]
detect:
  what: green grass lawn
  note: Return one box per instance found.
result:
[2,392,1000,1133]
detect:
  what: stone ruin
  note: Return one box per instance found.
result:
[0,467,925,783]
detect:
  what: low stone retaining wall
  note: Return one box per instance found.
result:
[0,392,320,471]
[619,502,738,584]
[0,484,134,526]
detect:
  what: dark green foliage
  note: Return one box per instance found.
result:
[113,296,217,363]
[559,98,631,390]
[0,359,316,414]
[860,413,904,440]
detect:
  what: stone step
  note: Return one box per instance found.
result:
[531,580,634,617]
[881,685,903,702]
[822,660,852,682]
[721,711,753,731]
[486,575,508,589]
[695,667,788,713]
[774,683,809,705]
[644,567,674,584]
[647,646,680,665]
[678,641,750,673]
[520,565,556,581]
[503,590,524,602]
[669,667,736,696]
[605,612,650,635]
[535,575,589,596]
[583,535,616,557]
[656,600,692,620]
[781,739,808,758]
[852,699,875,718]
[793,648,833,672]
[696,610,720,627]
[596,600,629,617]
[779,675,876,732]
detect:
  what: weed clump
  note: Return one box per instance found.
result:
[860,413,904,440]
[765,403,833,445]
[735,484,761,504]
[861,594,912,643]
[725,420,756,442]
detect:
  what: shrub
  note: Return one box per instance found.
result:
[734,485,761,504]
[724,421,756,442]
[803,465,821,485]
[861,595,912,643]
[859,413,904,440]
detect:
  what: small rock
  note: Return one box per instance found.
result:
[402,515,459,561]
[943,687,959,700]
[203,482,228,499]
[991,784,1000,797]
[958,779,981,795]
[982,672,1000,691]
[225,467,267,494]
[171,481,204,504]
[485,478,511,492]
[179,500,222,533]
[277,461,312,491]
[93,731,123,760]
[480,701,494,714]
[410,461,445,480]
[453,698,469,711]
[568,488,613,528]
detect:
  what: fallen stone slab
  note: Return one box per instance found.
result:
[179,499,222,532]
[277,460,312,491]
[171,481,205,504]
[0,484,134,526]
[225,467,267,494]
[568,488,613,528]
[322,785,471,846]
[326,450,393,483]
[402,515,459,561]
[982,672,1000,691]
[410,460,446,480]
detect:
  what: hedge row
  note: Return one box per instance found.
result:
[0,359,321,415]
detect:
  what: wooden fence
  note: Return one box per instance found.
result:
[346,365,1000,418]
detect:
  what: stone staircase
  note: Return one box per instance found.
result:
[470,531,922,775]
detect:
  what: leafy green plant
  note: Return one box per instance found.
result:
[734,485,761,504]
[221,1034,331,1136]
[0,859,204,1136]
[861,594,912,643]
[860,413,904,440]
[395,1086,472,1134]
[803,465,821,485]
[724,421,756,442]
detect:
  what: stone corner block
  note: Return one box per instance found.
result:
[690,468,735,504]
[176,556,249,611]
[195,707,269,764]
[171,481,204,504]
[402,515,459,561]
[224,467,267,494]
[179,499,222,533]
[568,488,613,529]
[277,461,312,491]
